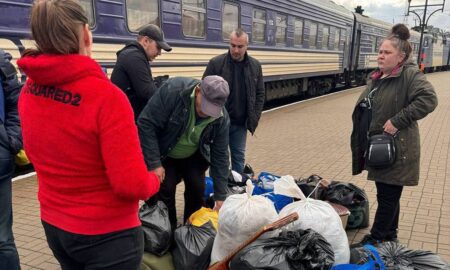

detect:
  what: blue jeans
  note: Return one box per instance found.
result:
[0,157,20,270]
[229,124,247,173]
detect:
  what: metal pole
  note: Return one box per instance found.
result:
[418,0,428,67]
[417,29,424,66]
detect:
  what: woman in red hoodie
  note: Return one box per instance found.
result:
[17,1,160,269]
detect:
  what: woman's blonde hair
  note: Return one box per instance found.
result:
[24,0,88,56]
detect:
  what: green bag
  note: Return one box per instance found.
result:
[141,252,174,270]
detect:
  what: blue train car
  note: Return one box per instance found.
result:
[0,0,354,100]
[444,33,450,70]
[350,13,421,84]
[0,0,446,102]
[421,29,450,72]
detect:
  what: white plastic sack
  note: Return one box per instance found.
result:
[274,175,307,199]
[279,198,350,265]
[210,181,279,265]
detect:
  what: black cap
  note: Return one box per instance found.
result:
[138,24,172,52]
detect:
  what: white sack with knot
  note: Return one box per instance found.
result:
[210,180,279,264]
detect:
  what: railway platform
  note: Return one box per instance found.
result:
[11,71,450,269]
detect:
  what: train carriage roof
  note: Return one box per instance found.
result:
[353,13,422,42]
[299,0,354,19]
[353,12,392,30]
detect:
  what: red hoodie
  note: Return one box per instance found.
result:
[18,54,160,235]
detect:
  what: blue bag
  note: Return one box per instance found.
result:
[253,172,280,195]
[332,245,385,270]
[262,192,294,213]
[204,176,214,201]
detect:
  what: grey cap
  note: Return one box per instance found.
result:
[200,76,230,118]
[138,24,172,52]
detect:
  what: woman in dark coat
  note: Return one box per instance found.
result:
[350,24,438,245]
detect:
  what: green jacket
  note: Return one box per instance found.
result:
[137,77,230,200]
[351,60,438,186]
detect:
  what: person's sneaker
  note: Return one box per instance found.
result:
[350,234,383,248]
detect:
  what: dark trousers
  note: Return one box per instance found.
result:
[371,181,404,240]
[0,157,20,270]
[42,221,144,270]
[159,151,209,229]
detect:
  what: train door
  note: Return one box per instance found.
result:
[342,25,351,69]
[422,35,433,71]
[266,10,276,46]
[353,29,361,71]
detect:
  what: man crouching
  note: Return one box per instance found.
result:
[138,76,230,229]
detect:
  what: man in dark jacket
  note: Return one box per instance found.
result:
[0,49,22,270]
[203,28,265,173]
[111,24,172,119]
[138,76,230,228]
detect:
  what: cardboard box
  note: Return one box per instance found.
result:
[327,202,351,228]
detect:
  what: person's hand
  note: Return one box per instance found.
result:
[213,200,224,212]
[151,166,165,183]
[383,119,398,135]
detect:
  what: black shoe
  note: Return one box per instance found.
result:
[351,234,382,248]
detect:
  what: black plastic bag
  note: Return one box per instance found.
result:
[376,241,450,270]
[172,221,216,270]
[324,182,369,229]
[296,174,327,199]
[229,229,335,270]
[139,200,172,256]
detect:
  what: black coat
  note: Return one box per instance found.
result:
[0,49,22,163]
[111,41,158,119]
[137,77,230,200]
[203,51,265,134]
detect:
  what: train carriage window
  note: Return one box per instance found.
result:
[182,0,206,38]
[322,25,329,49]
[341,29,347,50]
[375,36,382,52]
[79,0,95,27]
[371,36,377,52]
[126,0,159,32]
[253,9,266,43]
[309,21,318,48]
[276,14,287,44]
[334,28,340,50]
[294,19,303,47]
[223,2,239,40]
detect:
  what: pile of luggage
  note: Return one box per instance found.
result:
[139,167,450,270]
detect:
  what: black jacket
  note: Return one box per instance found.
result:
[203,51,265,134]
[137,77,230,200]
[0,49,22,162]
[111,41,158,119]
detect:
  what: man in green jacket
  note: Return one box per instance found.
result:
[138,76,230,228]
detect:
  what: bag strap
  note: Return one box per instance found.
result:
[364,244,386,269]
